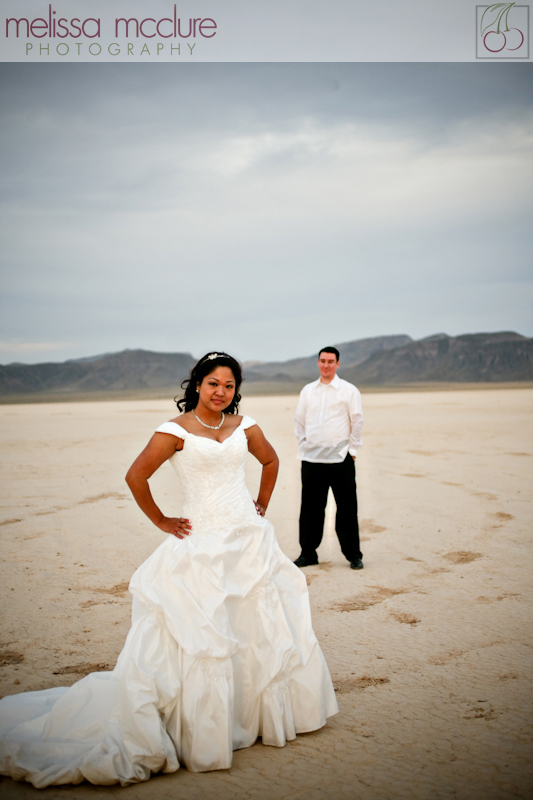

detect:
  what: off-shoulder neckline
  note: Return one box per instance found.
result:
[158,415,255,445]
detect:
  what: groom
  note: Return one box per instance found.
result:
[293,346,364,570]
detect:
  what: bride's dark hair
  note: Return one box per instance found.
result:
[176,352,243,414]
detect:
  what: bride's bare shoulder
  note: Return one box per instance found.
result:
[168,411,194,432]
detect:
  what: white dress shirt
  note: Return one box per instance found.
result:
[294,374,363,463]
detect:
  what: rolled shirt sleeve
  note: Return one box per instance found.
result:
[294,389,308,446]
[348,386,364,458]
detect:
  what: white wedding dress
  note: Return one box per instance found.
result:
[0,416,338,788]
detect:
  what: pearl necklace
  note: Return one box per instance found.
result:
[193,411,225,430]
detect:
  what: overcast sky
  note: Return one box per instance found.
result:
[0,63,532,364]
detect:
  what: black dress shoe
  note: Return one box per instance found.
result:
[350,559,364,570]
[294,555,319,568]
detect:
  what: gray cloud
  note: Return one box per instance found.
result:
[1,64,532,364]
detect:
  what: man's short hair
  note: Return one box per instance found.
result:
[318,346,340,361]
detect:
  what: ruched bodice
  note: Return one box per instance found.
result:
[156,416,258,533]
[0,414,338,789]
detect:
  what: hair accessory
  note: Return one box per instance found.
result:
[205,353,221,361]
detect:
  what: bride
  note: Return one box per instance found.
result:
[0,352,338,788]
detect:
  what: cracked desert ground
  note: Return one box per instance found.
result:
[0,388,531,800]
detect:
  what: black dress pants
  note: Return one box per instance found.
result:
[299,455,362,563]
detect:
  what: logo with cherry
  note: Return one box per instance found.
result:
[476,3,529,57]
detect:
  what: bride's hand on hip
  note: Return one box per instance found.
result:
[158,516,192,538]
[254,501,266,517]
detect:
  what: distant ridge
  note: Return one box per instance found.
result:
[244,335,412,383]
[0,349,195,396]
[0,332,531,400]
[345,332,533,384]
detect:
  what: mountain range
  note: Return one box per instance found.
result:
[243,335,412,383]
[343,331,533,385]
[0,331,531,399]
[0,350,195,397]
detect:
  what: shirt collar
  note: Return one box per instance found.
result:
[314,374,340,389]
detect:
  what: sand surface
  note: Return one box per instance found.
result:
[0,389,531,800]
